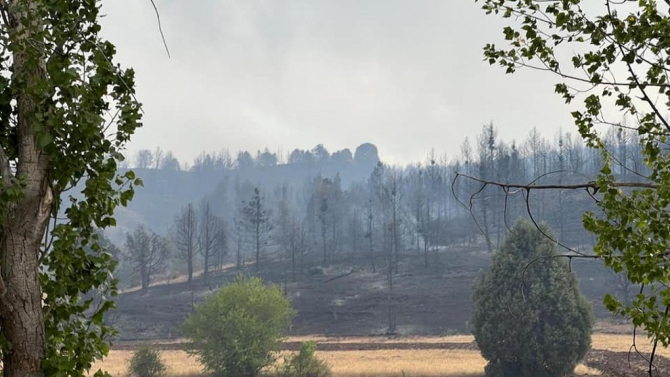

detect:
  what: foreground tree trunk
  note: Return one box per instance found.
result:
[0,1,51,374]
[1,223,49,377]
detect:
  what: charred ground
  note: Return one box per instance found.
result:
[110,246,615,341]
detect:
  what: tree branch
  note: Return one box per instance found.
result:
[455,172,657,191]
[149,0,170,59]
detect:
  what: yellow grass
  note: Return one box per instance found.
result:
[591,333,670,358]
[92,348,601,377]
[288,334,475,344]
[93,334,646,377]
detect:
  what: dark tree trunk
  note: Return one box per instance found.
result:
[140,264,148,291]
[368,235,375,273]
[187,248,193,284]
[291,248,296,282]
[255,223,260,272]
[204,252,209,280]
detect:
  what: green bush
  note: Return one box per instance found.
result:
[127,346,167,377]
[183,275,296,376]
[472,219,593,377]
[277,341,331,377]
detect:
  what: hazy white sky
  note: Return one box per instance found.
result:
[100,1,576,165]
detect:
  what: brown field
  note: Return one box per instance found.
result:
[91,333,665,377]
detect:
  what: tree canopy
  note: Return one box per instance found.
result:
[475,0,670,365]
[472,219,592,377]
[0,1,142,375]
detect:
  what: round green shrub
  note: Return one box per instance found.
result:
[183,275,296,376]
[127,346,167,377]
[472,219,593,377]
[277,341,332,377]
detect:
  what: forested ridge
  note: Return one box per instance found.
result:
[107,122,643,340]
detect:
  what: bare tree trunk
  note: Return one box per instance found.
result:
[204,253,209,280]
[291,247,296,282]
[367,198,375,272]
[187,253,193,283]
[481,204,494,253]
[255,222,260,272]
[321,219,327,265]
[140,264,148,291]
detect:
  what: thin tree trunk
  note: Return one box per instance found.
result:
[204,253,209,280]
[322,222,327,265]
[255,222,260,272]
[187,248,193,283]
[291,246,296,282]
[141,264,148,290]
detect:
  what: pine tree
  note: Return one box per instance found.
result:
[472,219,593,377]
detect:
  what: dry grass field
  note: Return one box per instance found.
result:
[90,333,661,377]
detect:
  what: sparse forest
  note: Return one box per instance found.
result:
[114,124,637,288]
[2,0,670,376]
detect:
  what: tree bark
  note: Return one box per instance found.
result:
[0,2,52,374]
[1,224,48,377]
[1,96,51,377]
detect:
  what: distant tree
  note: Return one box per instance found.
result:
[173,203,198,284]
[127,347,167,377]
[422,158,438,262]
[524,127,549,218]
[183,276,295,377]
[476,123,497,253]
[316,181,330,265]
[161,150,181,171]
[275,185,292,265]
[241,188,272,272]
[377,166,404,333]
[277,341,332,377]
[198,201,226,279]
[236,151,255,170]
[136,149,154,169]
[346,184,365,262]
[472,219,592,377]
[215,149,234,170]
[153,147,165,170]
[288,149,314,166]
[330,174,344,259]
[125,226,170,291]
[257,148,278,167]
[312,144,331,165]
[288,216,307,282]
[354,143,380,166]
[192,152,218,174]
[232,217,245,269]
[406,166,426,258]
[214,220,229,272]
[331,149,353,164]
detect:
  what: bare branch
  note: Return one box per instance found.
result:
[149,0,170,59]
[455,172,657,191]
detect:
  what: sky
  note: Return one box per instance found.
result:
[99,0,577,165]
